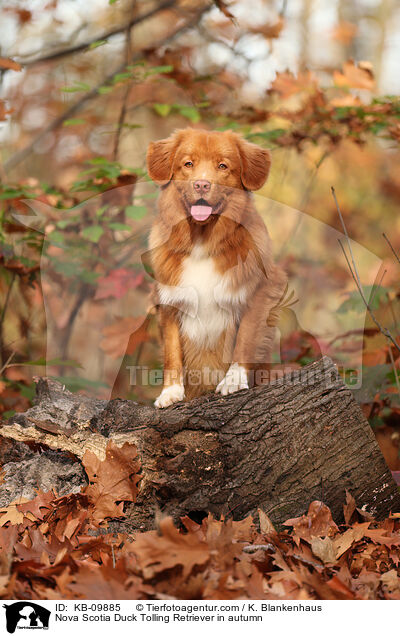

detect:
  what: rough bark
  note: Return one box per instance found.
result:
[0,357,399,530]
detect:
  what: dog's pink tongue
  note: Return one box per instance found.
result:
[190,205,213,221]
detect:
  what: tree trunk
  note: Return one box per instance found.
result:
[0,357,399,530]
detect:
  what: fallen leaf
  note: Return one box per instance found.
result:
[258,508,277,535]
[83,442,141,521]
[333,522,370,559]
[0,498,36,527]
[284,501,339,542]
[343,490,357,525]
[17,490,56,521]
[311,536,336,564]
[132,516,210,578]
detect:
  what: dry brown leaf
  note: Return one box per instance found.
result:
[17,490,56,521]
[343,490,357,525]
[311,536,336,565]
[0,498,36,527]
[333,60,375,90]
[270,71,319,99]
[83,442,141,521]
[284,501,339,542]
[0,57,22,71]
[258,508,277,535]
[364,528,400,547]
[333,522,370,559]
[132,516,210,578]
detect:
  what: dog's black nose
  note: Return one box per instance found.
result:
[193,179,211,193]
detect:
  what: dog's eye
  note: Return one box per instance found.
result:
[218,163,228,170]
[184,161,193,168]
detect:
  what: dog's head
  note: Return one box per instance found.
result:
[146,128,270,223]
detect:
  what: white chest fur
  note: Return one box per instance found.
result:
[158,244,248,347]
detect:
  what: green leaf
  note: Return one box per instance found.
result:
[113,72,132,83]
[19,384,36,401]
[61,81,91,93]
[87,157,110,165]
[82,225,104,242]
[80,270,100,284]
[24,357,82,367]
[125,205,147,220]
[178,105,201,123]
[96,205,108,218]
[63,118,86,126]
[56,219,74,229]
[248,128,286,142]
[98,86,113,94]
[0,188,25,200]
[337,286,387,314]
[2,410,15,419]
[147,65,174,75]
[50,376,109,392]
[48,230,65,245]
[153,103,171,117]
[88,39,108,49]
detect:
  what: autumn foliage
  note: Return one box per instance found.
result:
[1,0,400,602]
[0,441,399,600]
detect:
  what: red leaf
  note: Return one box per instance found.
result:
[94,269,144,300]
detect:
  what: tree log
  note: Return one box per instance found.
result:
[0,357,399,530]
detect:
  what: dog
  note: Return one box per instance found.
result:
[146,128,287,408]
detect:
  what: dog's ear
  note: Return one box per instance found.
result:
[146,134,179,185]
[236,137,271,191]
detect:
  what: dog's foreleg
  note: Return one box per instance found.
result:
[154,307,185,408]
[217,267,287,395]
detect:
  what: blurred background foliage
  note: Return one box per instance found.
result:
[0,0,400,468]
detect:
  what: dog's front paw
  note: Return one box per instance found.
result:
[154,384,185,408]
[216,363,249,396]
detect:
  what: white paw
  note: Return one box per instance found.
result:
[215,363,249,396]
[154,384,185,408]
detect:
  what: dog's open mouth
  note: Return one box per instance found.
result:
[190,198,213,222]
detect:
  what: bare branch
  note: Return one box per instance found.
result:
[0,350,15,376]
[332,186,365,301]
[4,2,213,173]
[383,232,400,266]
[14,0,178,67]
[369,268,386,306]
[388,344,400,395]
[338,239,400,355]
[112,3,136,161]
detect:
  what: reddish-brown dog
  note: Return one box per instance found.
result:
[147,128,286,407]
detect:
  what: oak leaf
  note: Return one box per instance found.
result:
[132,516,210,578]
[284,501,339,542]
[82,442,141,521]
[333,60,375,90]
